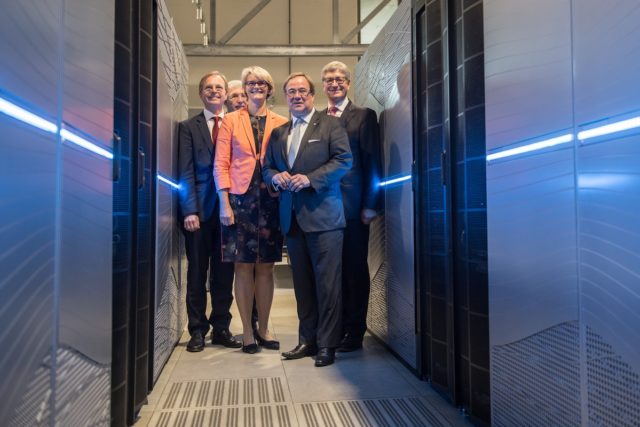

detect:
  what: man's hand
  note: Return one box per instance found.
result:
[184,214,200,232]
[273,171,293,190]
[361,208,377,225]
[288,174,311,192]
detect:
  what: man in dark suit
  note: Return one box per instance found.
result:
[263,72,352,367]
[320,61,382,352]
[178,71,240,352]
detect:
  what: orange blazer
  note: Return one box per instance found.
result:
[214,108,288,195]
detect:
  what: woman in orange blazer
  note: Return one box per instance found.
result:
[214,66,288,354]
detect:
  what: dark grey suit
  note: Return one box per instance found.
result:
[263,111,352,347]
[178,112,234,336]
[321,101,382,341]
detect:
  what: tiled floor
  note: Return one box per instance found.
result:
[136,285,472,427]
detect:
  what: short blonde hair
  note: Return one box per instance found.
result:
[198,70,228,94]
[241,66,275,99]
[320,61,351,81]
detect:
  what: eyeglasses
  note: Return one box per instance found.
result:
[202,85,225,94]
[322,77,348,85]
[286,88,312,98]
[245,80,269,88]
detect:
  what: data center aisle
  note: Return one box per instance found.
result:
[136,266,471,427]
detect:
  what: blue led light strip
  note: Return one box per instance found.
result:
[0,95,113,160]
[60,128,113,159]
[578,116,640,141]
[486,133,574,161]
[379,174,412,187]
[0,97,57,133]
[157,174,181,190]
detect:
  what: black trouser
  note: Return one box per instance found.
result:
[183,214,235,336]
[287,215,343,348]
[341,218,371,339]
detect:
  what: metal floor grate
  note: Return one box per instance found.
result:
[150,378,453,427]
[162,377,287,409]
[298,397,450,427]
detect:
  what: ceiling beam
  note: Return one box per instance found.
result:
[183,44,369,57]
[342,0,392,43]
[217,0,271,45]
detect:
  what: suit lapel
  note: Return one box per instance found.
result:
[236,110,254,156]
[294,111,321,164]
[339,100,354,126]
[195,113,213,156]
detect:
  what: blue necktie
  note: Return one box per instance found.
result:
[288,119,303,167]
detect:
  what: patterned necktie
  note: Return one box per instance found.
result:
[328,106,339,116]
[287,118,303,168]
[211,116,220,144]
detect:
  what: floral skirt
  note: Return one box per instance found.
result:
[220,165,283,263]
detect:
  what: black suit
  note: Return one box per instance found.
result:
[263,111,352,347]
[321,101,382,341]
[178,112,235,336]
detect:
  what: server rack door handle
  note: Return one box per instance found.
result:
[112,132,121,182]
[137,148,145,189]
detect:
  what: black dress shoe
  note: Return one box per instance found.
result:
[254,331,280,350]
[337,338,363,353]
[211,329,242,348]
[314,347,335,367]
[186,332,205,352]
[282,343,318,360]
[242,343,259,354]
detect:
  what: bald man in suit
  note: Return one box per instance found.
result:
[263,72,352,367]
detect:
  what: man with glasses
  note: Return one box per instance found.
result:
[178,71,240,352]
[320,61,382,353]
[263,72,352,367]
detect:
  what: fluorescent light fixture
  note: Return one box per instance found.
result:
[158,174,181,190]
[486,133,574,161]
[60,128,113,159]
[379,174,412,187]
[578,116,640,141]
[0,97,57,133]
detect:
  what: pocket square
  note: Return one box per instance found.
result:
[308,139,321,143]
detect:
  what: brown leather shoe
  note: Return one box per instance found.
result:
[211,329,242,348]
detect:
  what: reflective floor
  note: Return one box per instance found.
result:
[136,268,472,427]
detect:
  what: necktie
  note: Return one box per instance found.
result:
[211,116,220,144]
[287,119,303,168]
[328,106,339,116]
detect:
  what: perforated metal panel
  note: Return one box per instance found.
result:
[354,0,416,370]
[491,322,581,427]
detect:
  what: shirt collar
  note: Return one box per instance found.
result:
[294,108,315,125]
[203,108,224,121]
[328,97,349,113]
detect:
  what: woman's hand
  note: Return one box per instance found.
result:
[220,202,235,226]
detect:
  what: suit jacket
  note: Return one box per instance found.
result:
[214,108,288,195]
[263,111,353,234]
[321,101,382,220]
[177,112,219,222]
